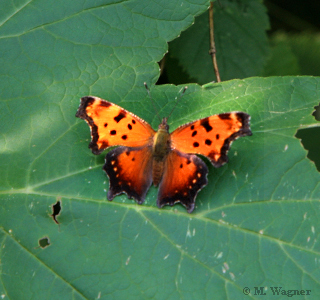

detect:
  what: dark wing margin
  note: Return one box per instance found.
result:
[75,96,106,155]
[212,112,252,167]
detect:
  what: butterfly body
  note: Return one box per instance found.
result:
[76,95,251,212]
[152,118,170,185]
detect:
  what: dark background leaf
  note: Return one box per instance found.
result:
[167,0,270,84]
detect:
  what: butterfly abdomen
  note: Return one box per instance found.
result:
[152,160,164,186]
[152,120,171,186]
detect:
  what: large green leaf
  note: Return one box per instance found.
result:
[1,1,320,300]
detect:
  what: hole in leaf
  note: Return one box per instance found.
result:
[313,104,320,121]
[295,104,320,171]
[38,237,50,248]
[51,199,61,224]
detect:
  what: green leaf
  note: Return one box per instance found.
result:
[168,0,270,84]
[263,37,300,76]
[290,33,320,76]
[1,1,320,300]
[266,32,320,77]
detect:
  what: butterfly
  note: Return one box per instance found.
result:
[76,93,252,213]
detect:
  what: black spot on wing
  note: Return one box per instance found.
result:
[114,111,126,123]
[200,117,213,132]
[99,101,112,107]
[218,113,231,120]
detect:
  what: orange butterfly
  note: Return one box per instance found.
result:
[76,95,252,212]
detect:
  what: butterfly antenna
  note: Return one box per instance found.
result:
[144,82,162,123]
[167,86,188,120]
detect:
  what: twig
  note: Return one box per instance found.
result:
[209,1,221,82]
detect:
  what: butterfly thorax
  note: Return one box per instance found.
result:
[152,118,171,186]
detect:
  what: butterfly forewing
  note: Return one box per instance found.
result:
[170,112,252,167]
[76,96,156,154]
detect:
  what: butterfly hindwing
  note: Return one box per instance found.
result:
[170,112,252,167]
[104,146,153,204]
[76,96,155,154]
[157,150,208,213]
